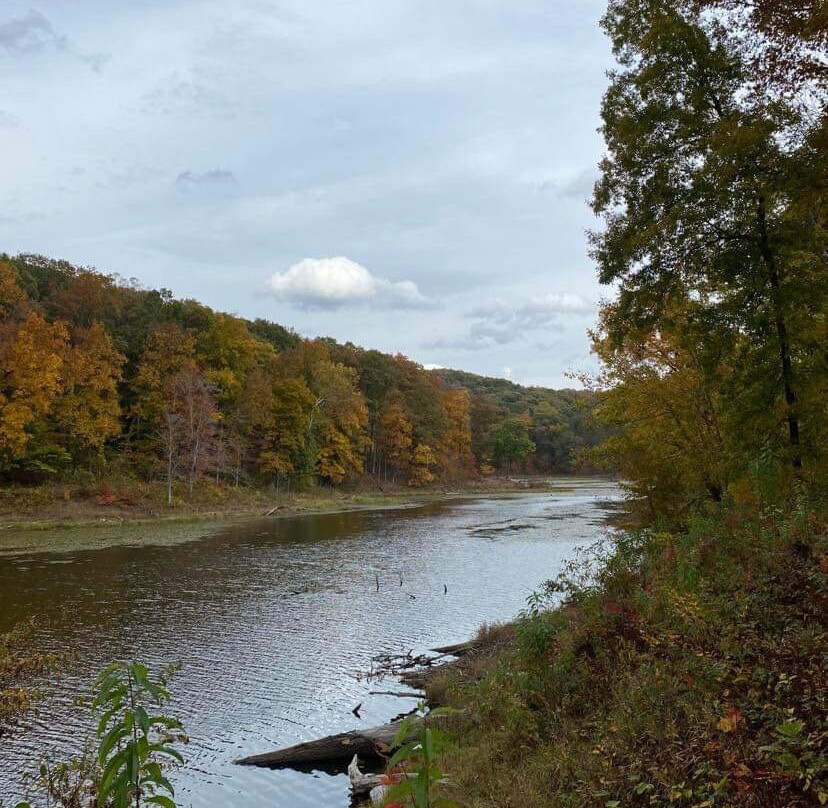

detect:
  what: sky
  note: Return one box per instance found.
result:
[0,1,613,388]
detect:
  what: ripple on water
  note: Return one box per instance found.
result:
[0,482,621,807]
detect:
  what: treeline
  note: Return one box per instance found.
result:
[0,255,599,499]
[432,368,607,474]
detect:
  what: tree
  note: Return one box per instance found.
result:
[132,324,197,422]
[257,377,315,490]
[176,367,219,492]
[0,264,68,466]
[591,0,826,475]
[590,300,730,521]
[490,419,536,475]
[409,443,438,487]
[154,367,218,503]
[440,388,474,477]
[53,322,124,465]
[379,397,414,482]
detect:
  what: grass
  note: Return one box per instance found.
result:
[0,475,584,531]
[426,497,827,808]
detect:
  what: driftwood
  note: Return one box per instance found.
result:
[361,649,449,681]
[429,640,479,656]
[349,755,451,805]
[236,712,457,769]
[348,755,417,802]
[369,690,423,698]
[235,718,406,768]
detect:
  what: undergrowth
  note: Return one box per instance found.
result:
[432,497,827,807]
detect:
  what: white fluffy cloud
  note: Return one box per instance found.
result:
[263,256,430,310]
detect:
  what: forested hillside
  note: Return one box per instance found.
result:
[432,368,606,474]
[0,254,599,500]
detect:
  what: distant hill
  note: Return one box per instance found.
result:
[430,368,606,473]
[0,252,603,492]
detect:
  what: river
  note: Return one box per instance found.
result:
[0,479,619,806]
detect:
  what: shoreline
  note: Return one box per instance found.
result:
[0,475,605,535]
[0,476,606,533]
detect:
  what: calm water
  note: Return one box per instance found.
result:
[0,479,619,806]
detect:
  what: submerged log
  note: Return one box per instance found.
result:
[235,719,405,768]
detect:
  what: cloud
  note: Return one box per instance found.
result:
[425,292,595,351]
[175,169,237,189]
[0,109,19,128]
[263,256,431,310]
[0,9,109,70]
[141,73,238,118]
[535,168,598,201]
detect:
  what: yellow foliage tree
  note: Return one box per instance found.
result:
[380,397,414,481]
[409,443,437,487]
[54,322,124,457]
[0,265,69,462]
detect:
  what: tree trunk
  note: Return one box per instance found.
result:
[757,195,801,469]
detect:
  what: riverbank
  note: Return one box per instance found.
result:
[0,475,581,532]
[406,499,827,808]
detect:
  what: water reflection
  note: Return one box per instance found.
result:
[0,480,619,807]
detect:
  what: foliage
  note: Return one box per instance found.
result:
[433,500,828,808]
[433,368,606,473]
[0,620,63,736]
[0,256,599,496]
[489,419,536,475]
[12,661,185,808]
[588,0,827,505]
[382,703,457,808]
[91,661,185,808]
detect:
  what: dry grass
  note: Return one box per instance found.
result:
[427,502,828,808]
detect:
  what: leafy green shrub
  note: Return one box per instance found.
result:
[381,703,457,808]
[14,660,185,808]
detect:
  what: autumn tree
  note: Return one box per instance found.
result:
[591,0,827,478]
[379,396,414,482]
[53,323,124,466]
[153,367,218,503]
[132,325,197,424]
[0,263,68,469]
[591,300,732,520]
[440,388,474,478]
[409,443,438,487]
[257,377,315,491]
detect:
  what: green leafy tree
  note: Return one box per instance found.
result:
[490,419,536,475]
[591,0,826,478]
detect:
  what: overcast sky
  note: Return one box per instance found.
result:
[0,1,612,387]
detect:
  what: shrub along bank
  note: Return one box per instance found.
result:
[426,498,827,808]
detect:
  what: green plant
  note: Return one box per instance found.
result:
[382,703,456,808]
[12,661,184,808]
[91,661,185,808]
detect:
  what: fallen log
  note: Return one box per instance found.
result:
[429,640,479,656]
[235,718,405,768]
[236,712,457,769]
